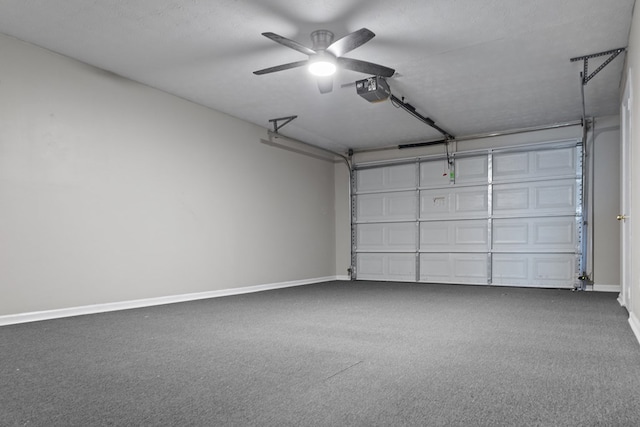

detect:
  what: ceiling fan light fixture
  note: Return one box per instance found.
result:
[308,55,336,76]
[254,28,395,93]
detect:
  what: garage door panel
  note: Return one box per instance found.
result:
[358,253,384,276]
[533,218,575,247]
[389,224,416,247]
[533,256,575,281]
[493,152,529,179]
[419,253,449,279]
[493,254,577,288]
[456,223,488,246]
[357,223,416,251]
[420,191,450,218]
[493,146,576,181]
[534,147,575,175]
[420,253,488,284]
[493,179,576,216]
[454,256,489,281]
[456,188,489,213]
[389,255,415,278]
[421,220,488,252]
[493,255,529,281]
[420,160,451,187]
[420,186,488,219]
[358,197,384,218]
[389,193,417,217]
[357,253,415,281]
[493,221,529,245]
[421,224,449,247]
[535,181,575,210]
[493,187,530,211]
[357,168,384,191]
[357,164,416,192]
[358,225,384,247]
[354,141,582,288]
[493,217,577,251]
[357,191,416,222]
[455,156,489,184]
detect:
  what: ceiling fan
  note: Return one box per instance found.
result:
[253,28,395,94]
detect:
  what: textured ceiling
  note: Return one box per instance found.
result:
[0,0,635,153]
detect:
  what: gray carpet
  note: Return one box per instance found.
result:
[1,281,640,426]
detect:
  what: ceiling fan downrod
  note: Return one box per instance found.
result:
[310,30,334,51]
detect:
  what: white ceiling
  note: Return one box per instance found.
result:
[0,0,635,153]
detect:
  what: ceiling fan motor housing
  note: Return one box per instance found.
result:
[310,30,334,50]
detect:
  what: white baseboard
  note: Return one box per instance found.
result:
[0,276,343,327]
[629,312,640,347]
[335,275,351,281]
[592,284,621,292]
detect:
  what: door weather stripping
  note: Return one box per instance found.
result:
[268,115,298,133]
[570,47,626,86]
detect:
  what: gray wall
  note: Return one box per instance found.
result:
[591,116,621,290]
[0,34,337,316]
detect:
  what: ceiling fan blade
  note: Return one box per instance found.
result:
[253,60,309,75]
[337,57,395,78]
[326,28,375,57]
[262,32,317,56]
[317,76,333,94]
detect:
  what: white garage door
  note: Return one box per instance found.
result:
[352,140,583,288]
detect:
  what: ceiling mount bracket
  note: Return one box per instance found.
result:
[268,115,298,133]
[570,47,626,85]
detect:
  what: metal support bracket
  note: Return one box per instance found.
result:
[268,115,298,133]
[570,47,626,85]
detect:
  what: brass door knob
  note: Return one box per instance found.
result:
[617,214,627,221]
